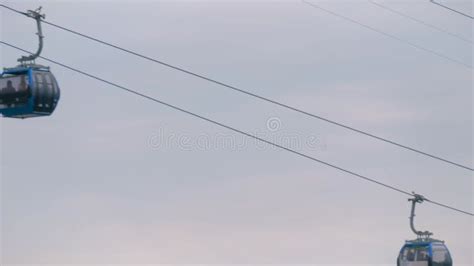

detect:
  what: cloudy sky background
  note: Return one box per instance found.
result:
[1,0,472,264]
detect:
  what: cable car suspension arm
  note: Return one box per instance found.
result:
[17,7,45,64]
[409,193,433,239]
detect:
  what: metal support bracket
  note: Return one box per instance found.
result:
[17,7,46,65]
[409,193,433,240]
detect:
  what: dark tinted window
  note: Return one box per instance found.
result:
[416,248,429,261]
[34,72,54,109]
[401,246,429,262]
[0,75,30,107]
[401,247,416,261]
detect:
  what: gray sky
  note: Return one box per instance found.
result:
[1,0,473,265]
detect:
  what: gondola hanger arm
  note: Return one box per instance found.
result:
[408,193,433,240]
[18,7,45,64]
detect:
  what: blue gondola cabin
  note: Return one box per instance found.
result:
[398,239,453,266]
[0,65,60,118]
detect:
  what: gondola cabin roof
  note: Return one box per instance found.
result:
[3,65,50,74]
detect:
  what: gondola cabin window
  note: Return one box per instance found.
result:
[34,71,54,110]
[431,243,452,266]
[400,246,429,266]
[0,75,30,108]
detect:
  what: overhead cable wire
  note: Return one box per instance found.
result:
[430,0,474,20]
[1,4,472,172]
[301,0,472,68]
[1,40,472,217]
[368,0,473,44]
